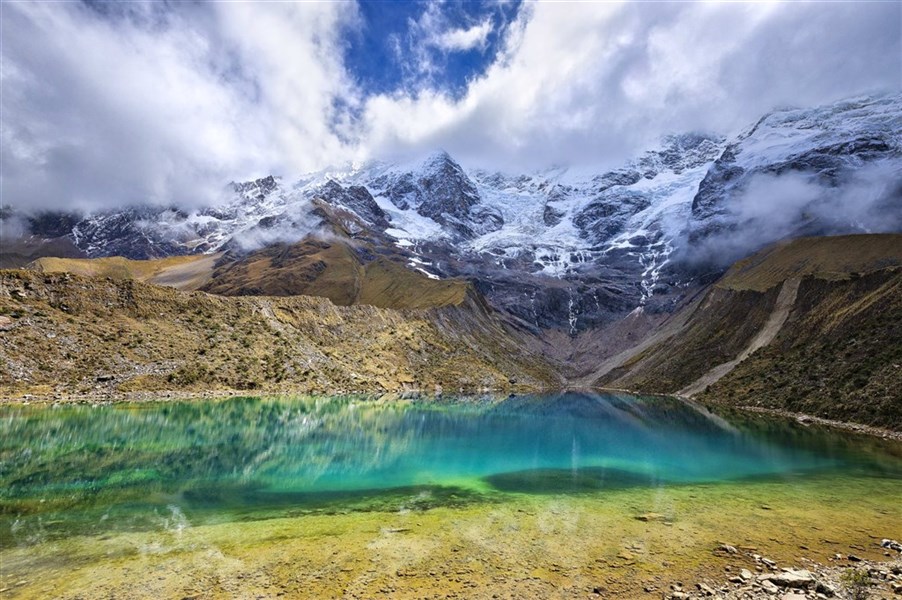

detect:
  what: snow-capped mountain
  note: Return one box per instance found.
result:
[687,94,902,264]
[5,93,901,333]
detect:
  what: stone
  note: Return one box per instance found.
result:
[740,569,753,581]
[815,580,837,597]
[696,582,716,596]
[717,544,739,554]
[760,580,780,595]
[780,593,806,600]
[635,513,667,522]
[848,554,863,562]
[760,569,815,588]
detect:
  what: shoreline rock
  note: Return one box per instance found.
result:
[663,545,902,600]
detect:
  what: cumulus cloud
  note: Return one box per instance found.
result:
[0,0,356,213]
[360,2,901,169]
[0,0,899,214]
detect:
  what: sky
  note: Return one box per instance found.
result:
[1,0,900,212]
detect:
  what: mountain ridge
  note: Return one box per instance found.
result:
[5,93,899,334]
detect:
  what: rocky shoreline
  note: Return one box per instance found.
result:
[735,406,902,442]
[665,540,902,600]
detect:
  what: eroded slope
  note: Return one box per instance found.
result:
[0,271,560,400]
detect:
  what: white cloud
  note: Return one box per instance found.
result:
[1,0,899,213]
[434,20,493,52]
[0,0,357,212]
[360,2,901,170]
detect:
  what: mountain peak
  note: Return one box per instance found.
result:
[419,149,462,173]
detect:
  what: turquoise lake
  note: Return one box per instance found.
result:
[2,392,901,550]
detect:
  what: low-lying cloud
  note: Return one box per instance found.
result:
[683,161,902,268]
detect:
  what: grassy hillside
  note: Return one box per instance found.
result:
[697,268,902,428]
[717,234,902,292]
[0,270,560,400]
[29,254,219,291]
[202,239,471,310]
[595,286,780,392]
[25,238,471,311]
[594,234,902,429]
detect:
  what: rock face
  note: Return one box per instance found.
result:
[759,569,815,588]
[2,94,900,334]
[316,180,389,230]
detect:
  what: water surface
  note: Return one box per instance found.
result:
[1,393,900,598]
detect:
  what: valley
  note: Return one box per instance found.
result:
[3,4,900,599]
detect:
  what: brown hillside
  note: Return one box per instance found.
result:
[718,233,902,292]
[696,268,902,428]
[0,270,559,400]
[29,254,219,291]
[202,239,471,310]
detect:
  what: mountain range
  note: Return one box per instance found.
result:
[1,93,901,426]
[5,93,900,336]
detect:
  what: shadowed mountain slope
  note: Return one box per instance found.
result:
[590,234,902,428]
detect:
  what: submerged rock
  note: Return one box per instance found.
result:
[635,512,668,522]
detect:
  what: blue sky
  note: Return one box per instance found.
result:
[1,0,900,211]
[346,1,522,98]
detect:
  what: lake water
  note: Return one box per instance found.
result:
[1,393,900,598]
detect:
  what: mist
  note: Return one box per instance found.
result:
[679,161,902,269]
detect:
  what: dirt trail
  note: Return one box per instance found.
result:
[679,278,800,397]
